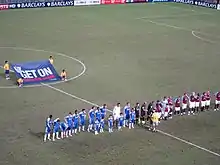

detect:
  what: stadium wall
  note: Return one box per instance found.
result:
[0,0,219,11]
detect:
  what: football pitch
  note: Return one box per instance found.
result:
[0,2,220,165]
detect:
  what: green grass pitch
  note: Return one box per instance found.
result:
[0,2,220,165]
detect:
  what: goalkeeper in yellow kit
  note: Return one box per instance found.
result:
[149,110,159,132]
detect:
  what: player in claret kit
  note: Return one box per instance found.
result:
[79,109,86,132]
[44,115,53,142]
[73,110,79,134]
[189,93,195,115]
[118,113,124,131]
[214,91,220,111]
[65,112,73,137]
[195,93,201,113]
[174,96,181,115]
[205,91,211,110]
[88,106,95,132]
[129,108,136,129]
[108,114,113,133]
[181,93,188,115]
[201,92,206,112]
[52,118,61,141]
[155,100,162,120]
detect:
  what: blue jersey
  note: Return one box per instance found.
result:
[60,122,68,131]
[73,114,79,128]
[130,111,136,122]
[95,110,101,121]
[65,115,73,128]
[100,119,105,129]
[124,106,131,119]
[118,116,124,127]
[108,117,113,128]
[100,107,106,118]
[45,117,52,133]
[94,120,100,131]
[53,119,60,132]
[89,109,95,124]
[79,111,86,125]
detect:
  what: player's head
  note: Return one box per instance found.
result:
[197,93,200,96]
[117,103,120,107]
[49,115,52,119]
[62,69,65,72]
[109,114,112,117]
[75,110,78,114]
[136,102,139,106]
[69,112,72,115]
[82,109,85,112]
[5,60,8,64]
[97,107,100,110]
[49,55,53,59]
[103,104,107,108]
[126,102,130,106]
[57,119,60,122]
[92,106,95,110]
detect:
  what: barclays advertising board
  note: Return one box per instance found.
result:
[194,1,217,9]
[9,0,74,9]
[173,0,193,4]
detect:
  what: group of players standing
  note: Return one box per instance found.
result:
[44,90,220,142]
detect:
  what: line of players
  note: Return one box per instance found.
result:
[44,91,220,142]
[44,104,136,142]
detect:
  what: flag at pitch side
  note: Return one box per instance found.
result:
[11,60,61,85]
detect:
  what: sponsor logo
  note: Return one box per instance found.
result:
[74,0,100,6]
[194,1,217,9]
[151,0,171,2]
[174,0,193,4]
[9,1,74,9]
[101,0,125,4]
[0,4,9,10]
[13,66,54,79]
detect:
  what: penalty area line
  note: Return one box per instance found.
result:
[43,83,220,158]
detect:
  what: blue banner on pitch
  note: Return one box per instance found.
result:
[11,60,61,85]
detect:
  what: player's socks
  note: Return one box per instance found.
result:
[82,126,85,131]
[52,133,55,141]
[131,123,134,129]
[78,126,81,133]
[108,128,111,133]
[74,129,77,134]
[61,132,64,139]
[47,134,51,141]
[68,130,72,136]
[56,132,60,140]
[44,134,47,142]
[95,131,98,135]
[129,123,131,129]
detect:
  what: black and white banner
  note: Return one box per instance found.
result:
[74,0,101,6]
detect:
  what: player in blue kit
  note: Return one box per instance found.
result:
[100,117,105,133]
[94,118,100,135]
[65,112,73,137]
[60,121,68,139]
[95,107,102,122]
[118,113,124,131]
[129,108,136,129]
[73,110,79,134]
[124,102,131,127]
[44,115,53,142]
[108,115,113,133]
[100,104,107,119]
[52,118,61,141]
[79,109,86,132]
[88,106,95,132]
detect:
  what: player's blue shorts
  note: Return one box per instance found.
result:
[89,119,95,125]
[101,114,105,119]
[45,127,51,133]
[68,124,73,130]
[53,127,59,133]
[5,70,9,74]
[74,123,79,129]
[80,121,85,126]
[61,125,67,131]
[125,114,130,120]
[119,121,123,127]
[130,119,135,123]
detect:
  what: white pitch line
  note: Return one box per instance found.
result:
[191,31,218,44]
[43,83,220,158]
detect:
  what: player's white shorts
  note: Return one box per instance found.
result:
[215,100,220,105]
[164,112,168,117]
[175,107,180,111]
[189,101,195,109]
[195,102,200,107]
[201,101,206,107]
[113,115,119,121]
[152,121,159,127]
[206,100,210,106]
[182,103,187,110]
[156,112,162,119]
